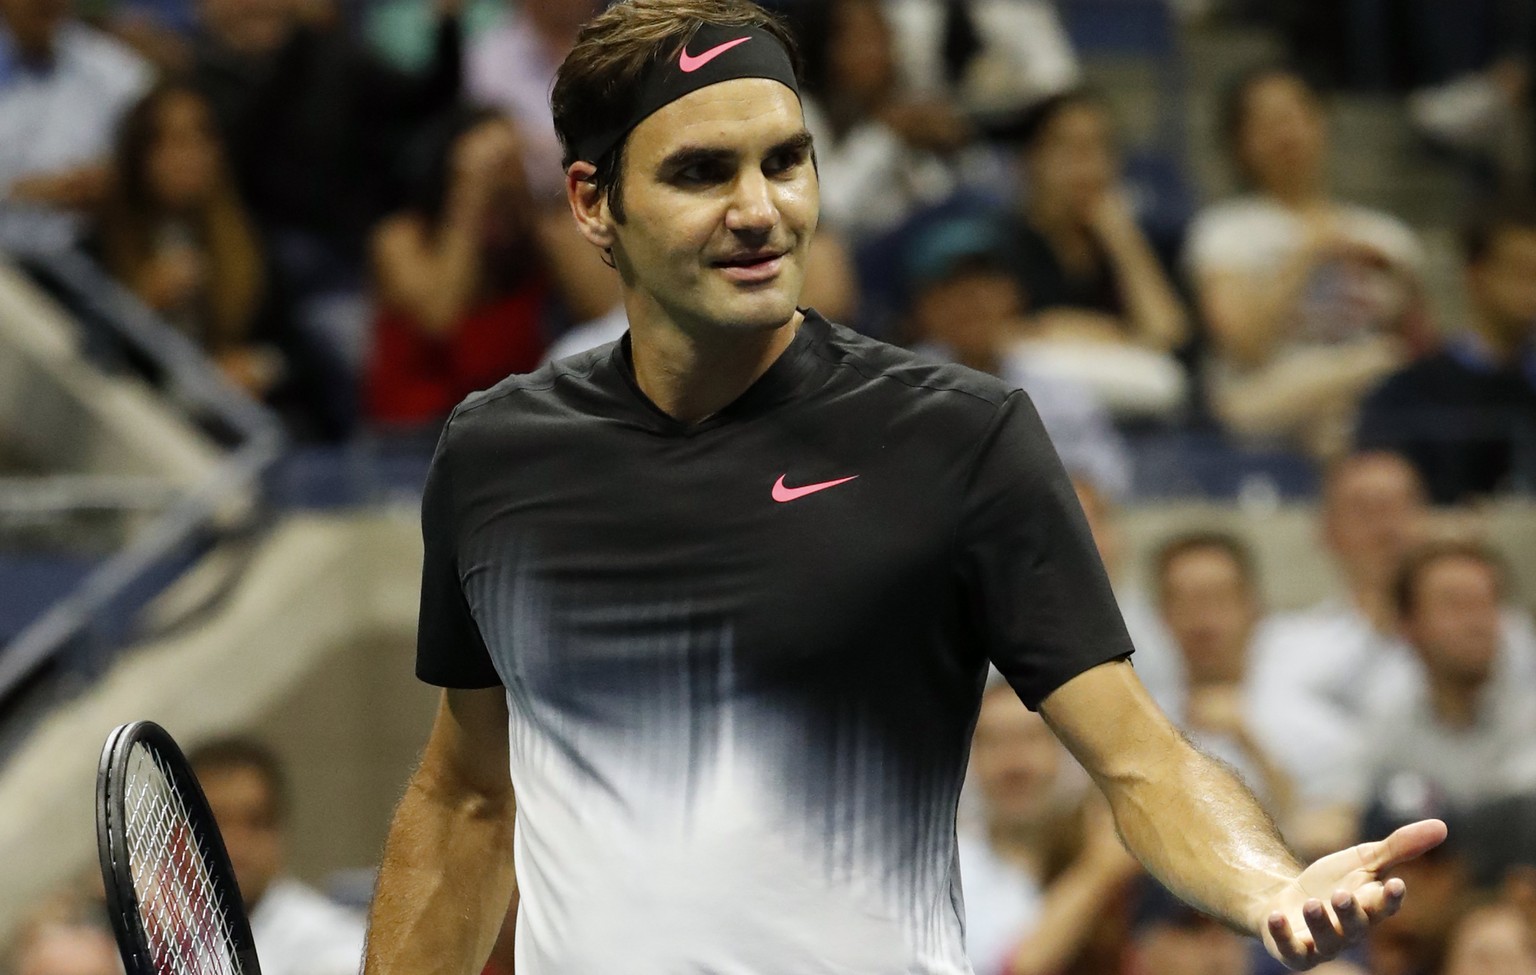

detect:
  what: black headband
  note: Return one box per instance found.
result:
[573,23,801,166]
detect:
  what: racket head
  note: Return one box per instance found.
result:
[96,720,263,975]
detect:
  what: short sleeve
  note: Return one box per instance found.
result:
[415,413,501,688]
[957,391,1134,709]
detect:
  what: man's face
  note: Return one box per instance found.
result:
[1404,556,1503,687]
[197,0,293,57]
[197,764,284,908]
[1443,905,1536,975]
[1469,228,1536,344]
[970,686,1068,826]
[1027,103,1116,216]
[608,78,817,336]
[0,0,68,55]
[1322,455,1427,586]
[16,927,120,975]
[1159,547,1257,686]
[911,267,1020,365]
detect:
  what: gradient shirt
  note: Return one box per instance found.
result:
[415,310,1133,974]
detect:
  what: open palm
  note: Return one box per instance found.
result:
[1261,819,1448,970]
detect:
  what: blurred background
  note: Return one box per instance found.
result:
[2,0,1536,973]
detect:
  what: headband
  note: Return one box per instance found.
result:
[573,23,801,166]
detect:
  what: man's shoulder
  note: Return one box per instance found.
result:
[810,316,1017,413]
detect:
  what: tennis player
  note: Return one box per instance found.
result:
[362,2,1446,972]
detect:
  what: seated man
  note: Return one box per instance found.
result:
[1356,197,1536,504]
[189,736,367,975]
[8,892,119,975]
[1153,532,1302,826]
[1343,541,1536,809]
[0,0,152,247]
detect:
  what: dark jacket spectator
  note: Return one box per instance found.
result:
[1356,200,1536,504]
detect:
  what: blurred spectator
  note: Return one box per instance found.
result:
[1131,883,1255,975]
[880,0,1080,118]
[189,736,366,975]
[960,677,1139,975]
[0,0,152,249]
[1002,89,1189,419]
[465,0,601,205]
[189,0,464,423]
[902,213,1131,496]
[1257,453,1429,739]
[1356,198,1536,504]
[794,0,995,244]
[7,891,118,975]
[1153,531,1299,824]
[1185,66,1431,456]
[368,109,607,428]
[1072,475,1184,718]
[1440,900,1536,975]
[93,80,282,399]
[1346,542,1536,809]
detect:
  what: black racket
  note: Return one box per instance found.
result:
[96,720,263,975]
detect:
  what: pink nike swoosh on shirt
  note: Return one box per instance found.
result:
[772,474,859,503]
[679,36,752,72]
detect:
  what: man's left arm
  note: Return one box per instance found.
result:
[1039,659,1446,971]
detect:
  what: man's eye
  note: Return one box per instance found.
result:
[676,163,725,184]
[765,152,803,176]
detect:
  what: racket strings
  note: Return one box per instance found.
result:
[123,745,242,974]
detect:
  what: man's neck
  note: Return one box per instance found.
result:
[1468,306,1532,368]
[627,304,802,424]
[1427,674,1485,729]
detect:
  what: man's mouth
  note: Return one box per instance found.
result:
[713,251,785,282]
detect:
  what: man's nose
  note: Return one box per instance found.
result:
[725,169,779,234]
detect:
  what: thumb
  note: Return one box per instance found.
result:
[1359,819,1449,873]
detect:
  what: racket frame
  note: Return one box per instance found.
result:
[96,719,264,975]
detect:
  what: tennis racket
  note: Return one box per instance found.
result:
[96,720,263,975]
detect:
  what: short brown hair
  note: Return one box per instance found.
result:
[1393,539,1508,619]
[188,735,289,824]
[1153,530,1258,599]
[550,0,802,222]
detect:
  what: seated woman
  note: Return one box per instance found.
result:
[1005,89,1189,419]
[792,0,996,244]
[1185,67,1434,457]
[94,81,282,398]
[366,108,613,429]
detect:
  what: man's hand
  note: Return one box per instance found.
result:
[1259,819,1448,970]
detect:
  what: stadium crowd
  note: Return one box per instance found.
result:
[3,0,1536,973]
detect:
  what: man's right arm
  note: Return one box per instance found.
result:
[364,686,516,975]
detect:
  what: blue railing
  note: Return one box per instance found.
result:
[0,244,286,717]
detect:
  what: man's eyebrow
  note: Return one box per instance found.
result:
[656,130,816,174]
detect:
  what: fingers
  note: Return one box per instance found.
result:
[1358,819,1449,872]
[1270,883,1408,970]
[1267,910,1316,969]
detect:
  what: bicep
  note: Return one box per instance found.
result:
[419,687,513,801]
[1037,659,1186,788]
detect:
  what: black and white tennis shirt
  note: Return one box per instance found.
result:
[416,310,1133,974]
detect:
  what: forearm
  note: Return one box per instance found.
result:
[1099,228,1186,351]
[1105,738,1300,935]
[364,764,517,974]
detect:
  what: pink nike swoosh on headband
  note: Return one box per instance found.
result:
[772,474,859,503]
[679,36,752,73]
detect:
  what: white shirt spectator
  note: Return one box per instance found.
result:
[1184,197,1424,351]
[249,877,367,975]
[0,21,150,247]
[1344,645,1536,808]
[956,832,1044,975]
[881,0,1081,114]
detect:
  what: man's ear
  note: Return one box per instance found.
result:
[565,161,616,251]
